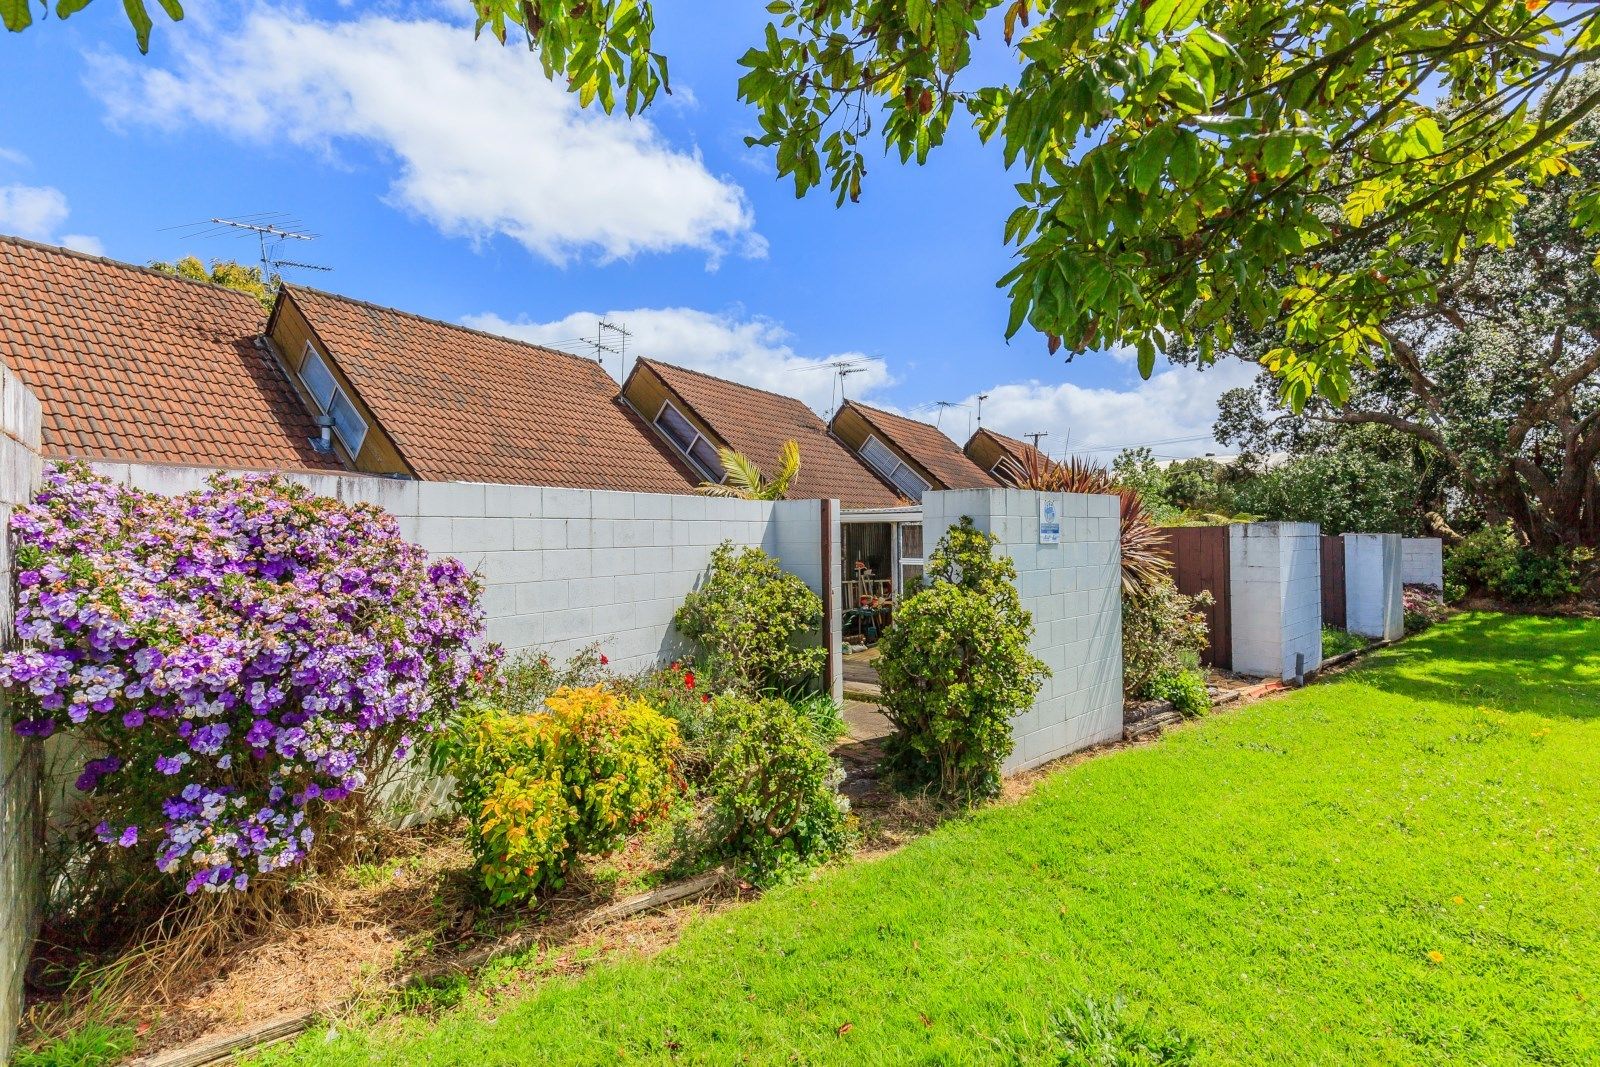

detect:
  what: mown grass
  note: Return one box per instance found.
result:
[254,613,1600,1065]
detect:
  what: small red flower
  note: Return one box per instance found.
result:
[599,653,609,666]
[670,660,681,671]
[683,671,696,690]
[701,694,711,704]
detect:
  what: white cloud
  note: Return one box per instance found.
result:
[92,11,759,265]
[59,233,106,256]
[464,307,893,414]
[958,359,1261,460]
[0,184,70,238]
[0,182,103,255]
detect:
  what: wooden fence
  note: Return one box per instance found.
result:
[1154,526,1233,670]
[1320,535,1347,629]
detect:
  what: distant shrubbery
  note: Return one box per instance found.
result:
[1445,523,1592,604]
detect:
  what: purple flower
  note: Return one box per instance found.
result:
[0,462,491,895]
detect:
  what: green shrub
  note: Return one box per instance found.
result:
[1145,669,1210,717]
[704,693,851,883]
[1121,577,1211,699]
[444,685,681,905]
[482,644,612,715]
[674,542,827,692]
[1445,523,1591,604]
[876,518,1049,804]
[1321,626,1368,659]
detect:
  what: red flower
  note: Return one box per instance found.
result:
[670,660,681,671]
[701,694,711,704]
[683,672,696,690]
[599,653,609,666]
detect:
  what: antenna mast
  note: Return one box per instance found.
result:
[204,217,332,275]
[583,320,631,381]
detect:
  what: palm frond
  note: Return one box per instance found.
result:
[694,443,803,501]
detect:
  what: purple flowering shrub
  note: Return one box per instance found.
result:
[1,464,489,895]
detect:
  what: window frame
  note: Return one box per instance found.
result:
[654,399,725,483]
[858,434,931,501]
[299,342,369,457]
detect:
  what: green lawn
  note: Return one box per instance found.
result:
[257,613,1600,1065]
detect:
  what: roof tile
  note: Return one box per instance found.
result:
[0,235,340,471]
[638,359,901,508]
[282,286,698,494]
[838,400,1000,490]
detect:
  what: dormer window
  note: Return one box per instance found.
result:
[655,400,724,482]
[300,343,369,456]
[858,434,931,501]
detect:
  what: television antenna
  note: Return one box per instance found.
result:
[975,393,989,428]
[163,213,332,276]
[580,319,631,380]
[832,365,867,417]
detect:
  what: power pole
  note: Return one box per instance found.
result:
[1026,431,1049,456]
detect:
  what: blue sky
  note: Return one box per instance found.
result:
[0,0,1254,457]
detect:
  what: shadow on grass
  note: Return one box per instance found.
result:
[1344,611,1600,721]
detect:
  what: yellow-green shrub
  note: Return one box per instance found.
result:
[447,685,681,905]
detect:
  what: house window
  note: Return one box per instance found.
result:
[858,435,931,501]
[655,400,724,482]
[899,522,925,592]
[990,455,1023,486]
[299,342,369,456]
[300,345,339,410]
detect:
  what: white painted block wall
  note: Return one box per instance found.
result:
[1401,536,1445,590]
[921,488,1124,773]
[0,363,43,1065]
[90,463,842,700]
[1229,522,1323,680]
[1344,533,1404,640]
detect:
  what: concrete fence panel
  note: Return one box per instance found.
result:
[1401,536,1445,590]
[91,462,840,698]
[1344,533,1405,641]
[1228,522,1323,681]
[0,364,44,1065]
[920,488,1124,773]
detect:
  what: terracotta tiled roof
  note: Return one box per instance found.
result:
[839,400,1000,490]
[636,359,902,508]
[0,235,340,471]
[280,286,698,493]
[969,426,1045,479]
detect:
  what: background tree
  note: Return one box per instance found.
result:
[1207,75,1600,555]
[20,1,1600,409]
[148,256,278,310]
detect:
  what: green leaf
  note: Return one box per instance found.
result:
[1,0,34,31]
[122,0,152,52]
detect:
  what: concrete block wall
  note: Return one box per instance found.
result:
[91,463,842,700]
[0,364,44,1065]
[921,488,1124,773]
[1229,522,1323,680]
[1344,533,1405,640]
[1401,536,1445,590]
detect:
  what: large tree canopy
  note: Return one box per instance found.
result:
[1212,79,1600,554]
[13,1,1600,410]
